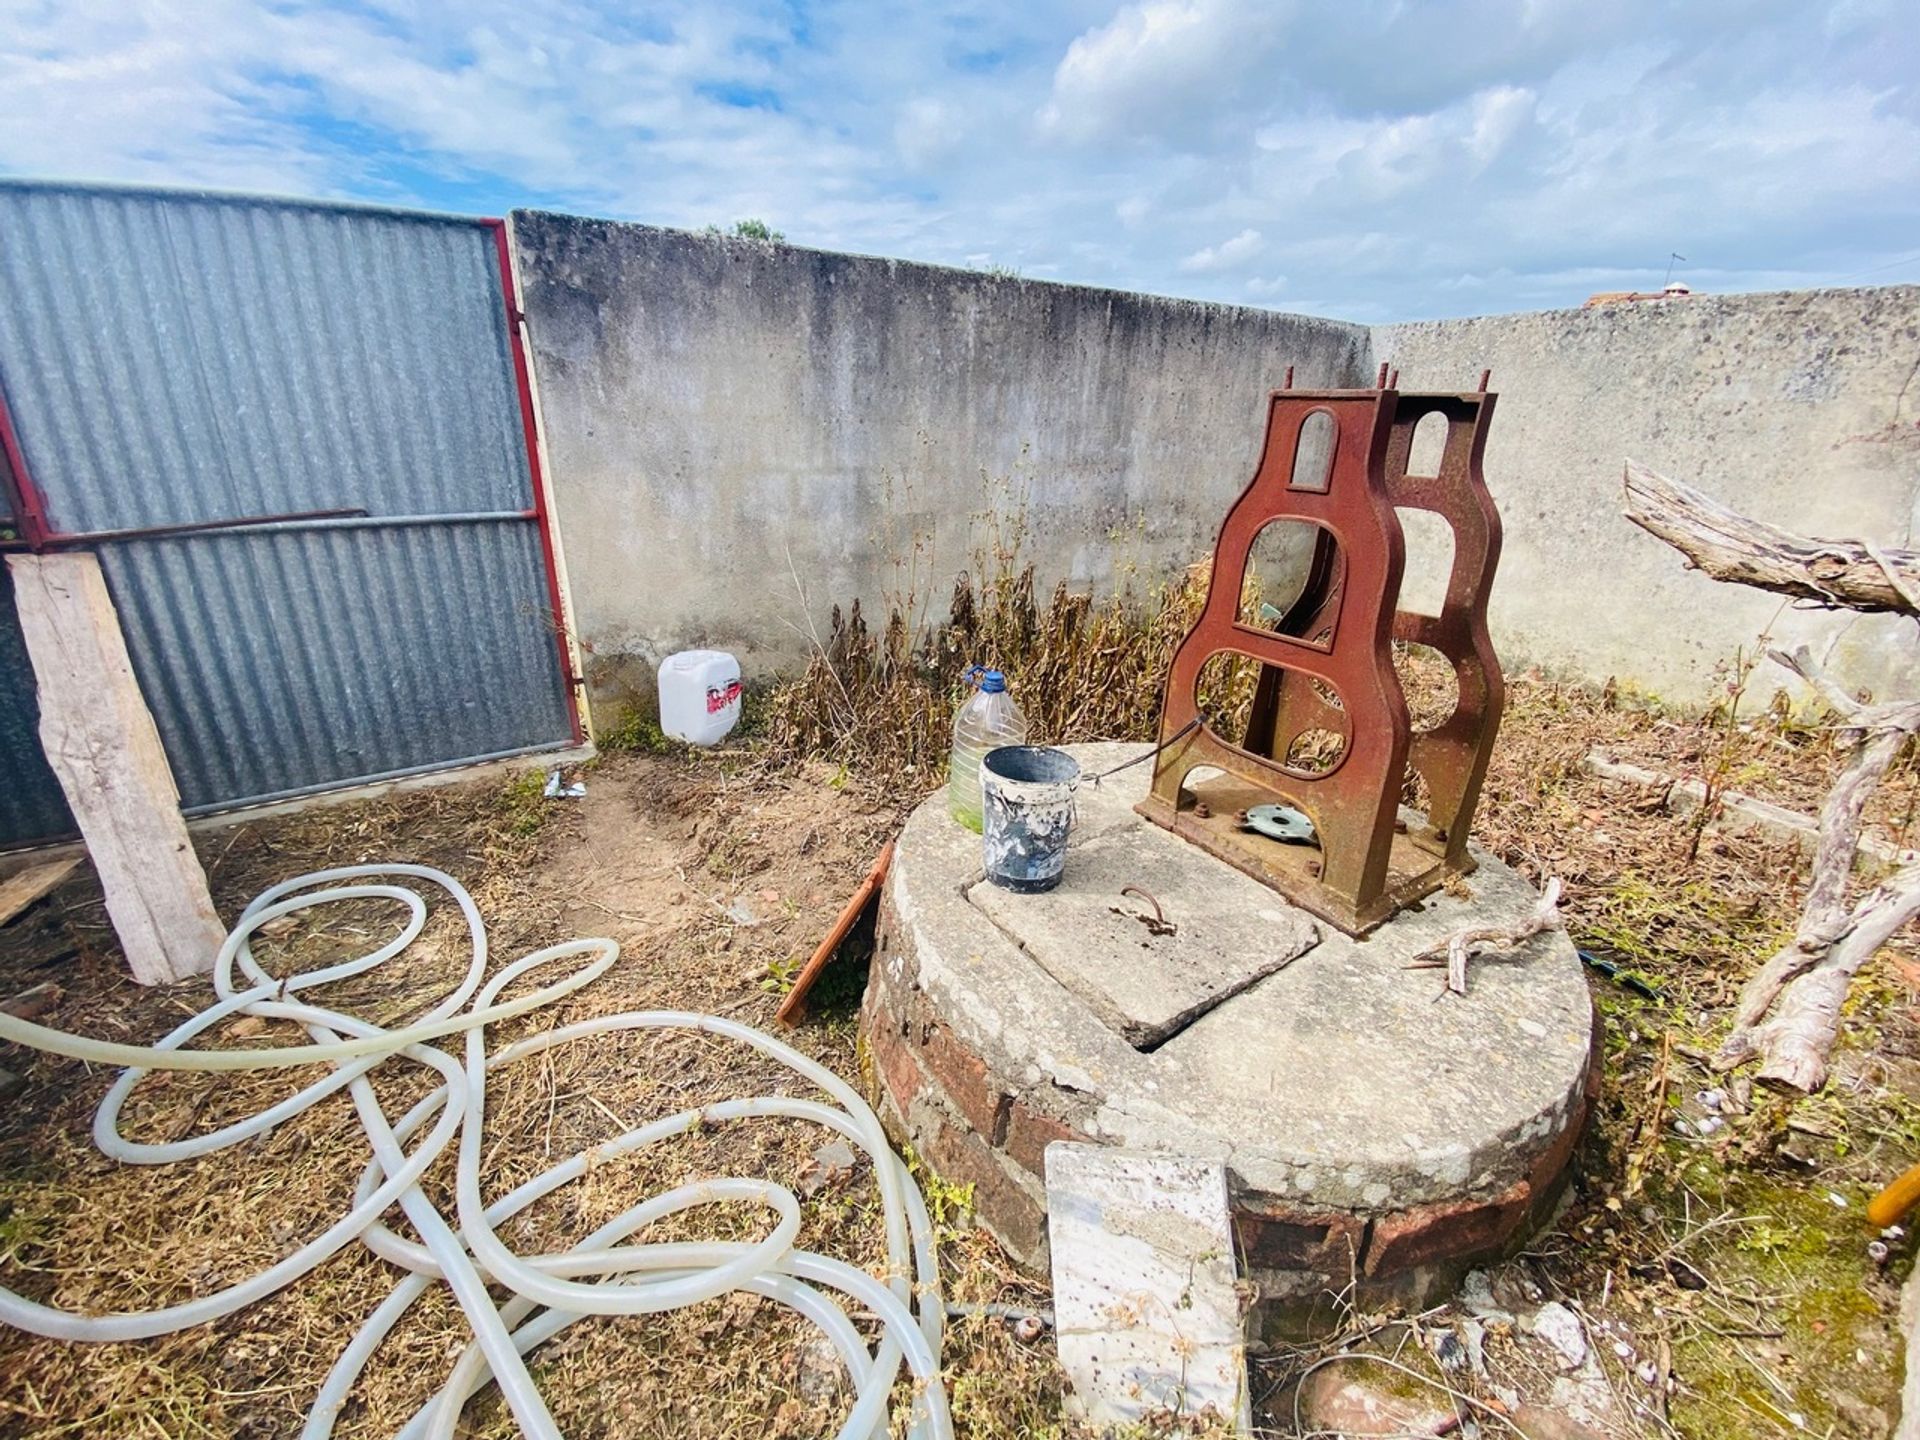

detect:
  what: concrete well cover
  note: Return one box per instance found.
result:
[968,824,1320,1049]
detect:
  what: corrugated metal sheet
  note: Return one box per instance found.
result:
[0,570,77,846]
[0,182,572,838]
[99,521,567,810]
[0,181,531,529]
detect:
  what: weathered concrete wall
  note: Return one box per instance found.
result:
[512,210,1372,710]
[1373,287,1920,704]
[517,204,1918,713]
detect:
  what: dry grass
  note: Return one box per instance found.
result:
[2,541,1918,1438]
[0,757,1062,1439]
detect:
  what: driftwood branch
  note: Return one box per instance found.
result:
[1714,650,1916,1017]
[1619,466,1920,1094]
[1623,460,1920,617]
[1740,864,1920,1092]
[1413,877,1563,995]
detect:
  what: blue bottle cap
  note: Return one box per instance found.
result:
[980,669,1007,693]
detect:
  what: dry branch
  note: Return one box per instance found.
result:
[1715,648,1920,1048]
[1623,460,1920,617]
[1711,647,1920,1088]
[1739,862,1920,1092]
[1620,464,1920,1092]
[1612,464,1920,1095]
[1413,877,1563,994]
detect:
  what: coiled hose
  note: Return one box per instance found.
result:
[0,864,951,1440]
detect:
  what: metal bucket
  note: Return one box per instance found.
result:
[981,746,1081,893]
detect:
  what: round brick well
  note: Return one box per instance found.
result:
[861,743,1597,1334]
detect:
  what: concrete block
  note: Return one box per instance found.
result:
[1047,1142,1250,1433]
[969,826,1319,1049]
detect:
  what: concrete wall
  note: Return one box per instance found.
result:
[511,210,1372,709]
[515,203,1919,714]
[1373,287,1920,704]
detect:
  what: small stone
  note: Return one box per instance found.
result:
[1296,1365,1456,1437]
[1830,1388,1890,1437]
[1460,1270,1515,1327]
[758,888,781,906]
[1528,1301,1588,1369]
[1429,1329,1467,1372]
[1012,1313,1045,1344]
[226,1016,268,1039]
[1458,1317,1488,1376]
[256,915,298,938]
[798,1140,859,1196]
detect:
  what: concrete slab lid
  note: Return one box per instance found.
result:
[968,825,1319,1049]
[885,743,1596,1212]
[1046,1141,1250,1433]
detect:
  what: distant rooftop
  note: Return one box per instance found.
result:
[1584,281,1695,307]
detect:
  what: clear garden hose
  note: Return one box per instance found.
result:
[0,865,951,1440]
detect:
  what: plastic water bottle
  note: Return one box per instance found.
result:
[949,666,1028,833]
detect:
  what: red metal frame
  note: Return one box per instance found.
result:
[1136,382,1506,936]
[483,216,585,746]
[0,373,52,548]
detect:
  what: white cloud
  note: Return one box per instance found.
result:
[1178,227,1263,273]
[1036,0,1287,146]
[895,97,964,171]
[0,0,1912,320]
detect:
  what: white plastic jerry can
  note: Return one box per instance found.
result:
[657,650,743,746]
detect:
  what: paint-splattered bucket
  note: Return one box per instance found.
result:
[981,746,1081,893]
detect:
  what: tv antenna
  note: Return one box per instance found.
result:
[1663,251,1688,286]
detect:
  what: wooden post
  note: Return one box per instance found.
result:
[7,553,224,984]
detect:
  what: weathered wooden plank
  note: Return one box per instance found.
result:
[0,856,78,927]
[6,554,224,984]
[1624,459,1920,615]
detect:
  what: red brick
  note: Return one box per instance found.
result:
[1364,1179,1531,1277]
[1002,1096,1081,1176]
[1237,1207,1369,1279]
[869,1018,925,1117]
[922,1113,1047,1264]
[917,1018,1008,1142]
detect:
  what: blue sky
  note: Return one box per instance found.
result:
[1,0,1915,321]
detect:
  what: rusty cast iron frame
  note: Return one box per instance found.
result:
[1137,376,1505,935]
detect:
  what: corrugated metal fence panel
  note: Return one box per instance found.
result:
[99,522,566,811]
[0,182,572,835]
[0,183,532,530]
[0,569,77,845]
